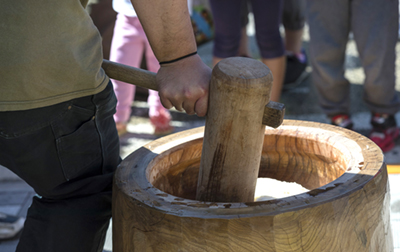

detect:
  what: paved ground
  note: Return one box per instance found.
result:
[2,22,400,251]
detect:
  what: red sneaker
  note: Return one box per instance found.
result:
[331,114,354,129]
[149,108,173,136]
[369,113,399,152]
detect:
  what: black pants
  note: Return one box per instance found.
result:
[0,82,120,252]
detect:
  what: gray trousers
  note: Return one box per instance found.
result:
[306,0,400,117]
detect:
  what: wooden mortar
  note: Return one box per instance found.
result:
[112,120,393,251]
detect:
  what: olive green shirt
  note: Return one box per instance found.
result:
[0,0,109,111]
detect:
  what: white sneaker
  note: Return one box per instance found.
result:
[0,212,25,239]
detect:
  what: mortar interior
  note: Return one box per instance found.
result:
[148,131,350,201]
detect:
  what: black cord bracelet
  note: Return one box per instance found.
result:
[159,51,197,65]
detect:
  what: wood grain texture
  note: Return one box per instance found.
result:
[196,57,273,202]
[102,59,158,90]
[263,101,285,128]
[113,120,393,252]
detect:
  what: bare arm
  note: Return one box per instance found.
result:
[131,0,211,116]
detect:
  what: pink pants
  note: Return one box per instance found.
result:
[110,14,163,124]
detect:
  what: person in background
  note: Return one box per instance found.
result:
[211,0,308,101]
[282,0,308,90]
[305,0,400,152]
[87,0,117,60]
[237,0,251,58]
[0,0,210,251]
[109,0,193,136]
[209,0,285,102]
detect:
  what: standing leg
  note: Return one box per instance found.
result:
[0,83,120,252]
[351,0,400,115]
[282,0,308,89]
[261,56,286,102]
[282,0,306,54]
[238,0,251,58]
[352,0,400,151]
[110,14,144,135]
[252,0,285,102]
[209,0,243,66]
[305,0,351,117]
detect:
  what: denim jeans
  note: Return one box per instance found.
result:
[0,82,121,252]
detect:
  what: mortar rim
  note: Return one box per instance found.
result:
[115,120,385,218]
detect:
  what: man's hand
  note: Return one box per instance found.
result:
[156,54,211,117]
[131,0,210,115]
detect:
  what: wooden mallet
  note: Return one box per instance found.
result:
[102,57,284,203]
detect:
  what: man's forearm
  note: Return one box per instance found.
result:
[131,0,197,62]
[130,0,211,117]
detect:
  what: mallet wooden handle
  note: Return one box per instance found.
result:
[197,57,276,202]
[102,59,157,91]
[102,59,285,128]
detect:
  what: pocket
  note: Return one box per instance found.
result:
[52,101,103,181]
[55,117,102,181]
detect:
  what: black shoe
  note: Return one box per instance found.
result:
[283,51,309,90]
[0,213,25,240]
